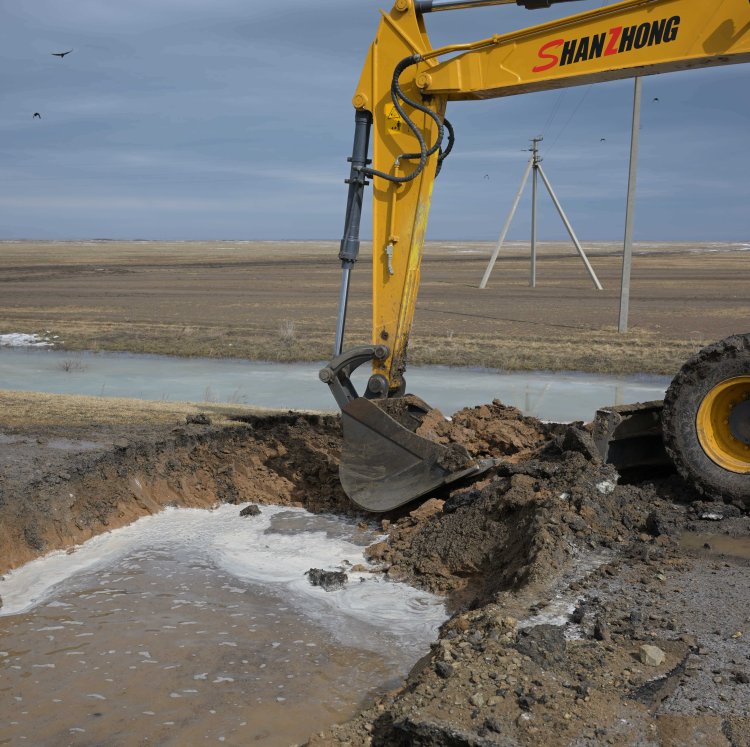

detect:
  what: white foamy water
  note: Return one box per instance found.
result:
[0,504,446,652]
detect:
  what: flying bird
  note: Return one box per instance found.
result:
[51,49,73,59]
[653,97,660,102]
[483,174,490,180]
[600,138,606,142]
[33,112,41,119]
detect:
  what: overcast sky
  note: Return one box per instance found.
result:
[2,0,748,242]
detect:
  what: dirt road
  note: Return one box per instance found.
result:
[1,240,748,374]
[1,390,748,746]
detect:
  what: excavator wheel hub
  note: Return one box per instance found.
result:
[696,376,750,474]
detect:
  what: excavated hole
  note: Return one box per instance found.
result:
[0,413,449,745]
[0,404,715,746]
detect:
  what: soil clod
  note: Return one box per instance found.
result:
[306,568,348,591]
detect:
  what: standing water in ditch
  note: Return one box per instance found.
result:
[0,505,446,746]
[0,347,670,422]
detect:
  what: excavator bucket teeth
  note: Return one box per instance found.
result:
[339,397,492,512]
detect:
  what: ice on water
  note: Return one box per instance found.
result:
[1,505,446,743]
[0,503,446,652]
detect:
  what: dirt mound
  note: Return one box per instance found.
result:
[417,399,550,461]
[363,408,678,609]
[301,407,749,746]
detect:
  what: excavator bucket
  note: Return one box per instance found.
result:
[591,400,672,479]
[320,347,493,512]
[339,397,493,512]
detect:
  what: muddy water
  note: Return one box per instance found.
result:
[680,532,750,560]
[0,506,446,746]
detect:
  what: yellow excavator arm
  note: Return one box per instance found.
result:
[319,0,750,512]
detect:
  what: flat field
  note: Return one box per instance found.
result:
[0,239,748,374]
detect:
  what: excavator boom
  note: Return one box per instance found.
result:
[321,0,750,512]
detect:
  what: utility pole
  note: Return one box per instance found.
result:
[479,148,533,290]
[530,136,540,287]
[618,77,642,333]
[481,137,603,291]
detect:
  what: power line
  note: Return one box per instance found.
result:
[541,90,566,135]
[548,85,592,151]
[540,0,609,148]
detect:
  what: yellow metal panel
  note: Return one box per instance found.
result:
[417,0,750,98]
[353,2,446,393]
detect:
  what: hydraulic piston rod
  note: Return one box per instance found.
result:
[415,0,586,13]
[334,109,372,356]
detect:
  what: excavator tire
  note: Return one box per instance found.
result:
[662,333,750,506]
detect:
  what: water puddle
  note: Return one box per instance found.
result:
[0,348,669,422]
[0,505,446,746]
[680,532,750,561]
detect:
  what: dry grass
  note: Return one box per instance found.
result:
[0,240,747,376]
[407,328,708,376]
[57,358,87,373]
[0,389,288,430]
[0,314,709,376]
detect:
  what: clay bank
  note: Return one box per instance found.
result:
[0,392,748,746]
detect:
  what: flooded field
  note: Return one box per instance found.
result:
[0,505,446,746]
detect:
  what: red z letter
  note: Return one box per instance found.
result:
[605,26,622,55]
[533,39,563,73]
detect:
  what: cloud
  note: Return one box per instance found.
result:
[1,0,748,240]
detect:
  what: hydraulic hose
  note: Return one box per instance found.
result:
[361,55,453,185]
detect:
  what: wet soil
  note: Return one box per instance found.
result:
[1,393,748,746]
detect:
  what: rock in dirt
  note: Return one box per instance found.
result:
[640,644,667,667]
[435,661,454,679]
[409,498,444,522]
[560,425,601,461]
[186,412,211,425]
[690,502,743,521]
[515,624,567,668]
[594,616,611,641]
[239,504,261,517]
[630,646,691,707]
[436,442,473,472]
[305,568,348,591]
